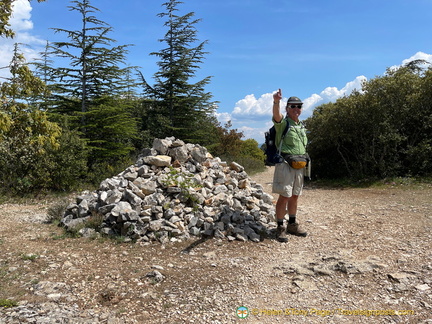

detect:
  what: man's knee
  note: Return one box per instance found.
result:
[277,195,290,203]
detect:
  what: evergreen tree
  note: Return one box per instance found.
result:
[84,95,138,163]
[142,0,217,143]
[31,41,57,110]
[49,0,134,120]
[45,0,139,165]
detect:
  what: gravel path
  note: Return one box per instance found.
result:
[1,166,431,323]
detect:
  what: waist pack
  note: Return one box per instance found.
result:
[283,154,310,169]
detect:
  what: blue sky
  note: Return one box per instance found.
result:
[2,0,432,144]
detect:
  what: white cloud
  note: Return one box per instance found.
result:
[401,51,432,64]
[224,53,432,137]
[301,75,367,116]
[217,75,367,144]
[390,51,432,71]
[0,0,45,79]
[214,111,231,125]
[232,92,275,120]
[238,125,255,137]
[9,0,33,32]
[223,74,367,131]
[241,120,274,145]
[301,93,323,112]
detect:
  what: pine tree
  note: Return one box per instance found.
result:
[46,0,139,164]
[143,0,217,143]
[49,0,134,120]
[31,41,57,111]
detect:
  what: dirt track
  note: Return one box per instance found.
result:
[1,166,431,323]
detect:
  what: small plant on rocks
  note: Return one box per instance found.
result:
[162,166,200,210]
[20,254,39,261]
[46,199,69,224]
[85,211,104,230]
[0,299,18,308]
[162,166,196,190]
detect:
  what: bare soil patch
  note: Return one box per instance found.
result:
[1,166,431,323]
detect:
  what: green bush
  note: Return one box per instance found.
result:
[46,128,88,191]
[306,63,432,180]
[0,128,88,194]
[85,156,134,188]
[233,156,266,175]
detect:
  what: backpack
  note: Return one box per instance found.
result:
[264,120,290,166]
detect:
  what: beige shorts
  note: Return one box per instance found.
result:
[272,162,304,197]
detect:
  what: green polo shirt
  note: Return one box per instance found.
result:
[273,117,308,155]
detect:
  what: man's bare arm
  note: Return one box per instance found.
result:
[273,88,284,123]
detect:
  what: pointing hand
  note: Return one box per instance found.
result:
[273,88,282,103]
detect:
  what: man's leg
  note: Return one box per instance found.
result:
[276,195,290,221]
[287,195,298,217]
[275,195,289,242]
[286,195,307,236]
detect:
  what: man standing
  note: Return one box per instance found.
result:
[272,89,308,243]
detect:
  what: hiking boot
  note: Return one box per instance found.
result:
[286,222,307,237]
[276,225,288,243]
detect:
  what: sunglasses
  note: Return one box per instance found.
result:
[288,104,303,109]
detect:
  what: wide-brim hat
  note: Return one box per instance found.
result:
[287,96,302,104]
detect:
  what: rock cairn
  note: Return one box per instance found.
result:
[61,137,276,243]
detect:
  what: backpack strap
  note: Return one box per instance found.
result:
[277,118,290,155]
